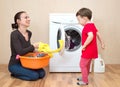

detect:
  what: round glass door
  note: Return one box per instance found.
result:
[57,25,81,52]
[65,26,81,51]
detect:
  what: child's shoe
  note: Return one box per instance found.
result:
[77,81,88,85]
[77,77,82,81]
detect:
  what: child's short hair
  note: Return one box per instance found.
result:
[76,8,92,20]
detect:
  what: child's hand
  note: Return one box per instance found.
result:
[101,43,105,49]
[82,45,86,51]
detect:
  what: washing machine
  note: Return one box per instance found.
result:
[49,13,83,72]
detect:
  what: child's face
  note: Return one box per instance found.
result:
[77,15,86,26]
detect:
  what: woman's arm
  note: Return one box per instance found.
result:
[11,32,35,55]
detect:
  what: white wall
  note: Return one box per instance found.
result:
[0,0,120,64]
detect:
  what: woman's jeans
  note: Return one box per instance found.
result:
[8,64,45,81]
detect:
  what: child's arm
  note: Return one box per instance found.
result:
[96,32,105,49]
[82,32,93,50]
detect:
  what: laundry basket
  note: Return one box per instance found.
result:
[19,52,50,69]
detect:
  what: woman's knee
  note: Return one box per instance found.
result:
[29,72,40,81]
[38,69,46,78]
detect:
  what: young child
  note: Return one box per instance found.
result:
[76,8,105,85]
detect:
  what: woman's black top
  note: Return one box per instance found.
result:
[9,29,35,66]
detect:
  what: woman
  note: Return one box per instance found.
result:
[8,11,45,81]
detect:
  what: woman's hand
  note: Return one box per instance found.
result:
[33,42,39,49]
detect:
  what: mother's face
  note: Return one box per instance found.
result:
[17,12,31,28]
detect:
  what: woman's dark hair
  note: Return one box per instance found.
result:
[76,8,92,20]
[11,11,26,29]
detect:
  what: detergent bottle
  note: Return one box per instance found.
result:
[94,55,105,73]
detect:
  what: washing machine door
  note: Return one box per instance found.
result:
[65,25,81,52]
[57,25,81,52]
[57,25,66,53]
